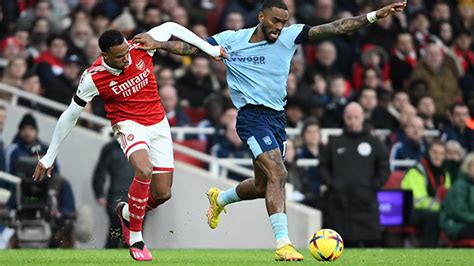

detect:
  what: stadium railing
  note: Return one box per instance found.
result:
[217,158,416,170]
[173,142,255,178]
[0,83,440,139]
[0,171,21,206]
[0,83,425,176]
[0,83,110,128]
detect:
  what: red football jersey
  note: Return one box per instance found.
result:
[76,42,164,126]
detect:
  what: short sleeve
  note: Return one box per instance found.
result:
[210,30,235,46]
[74,70,99,106]
[279,24,305,48]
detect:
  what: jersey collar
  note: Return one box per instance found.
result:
[101,54,132,76]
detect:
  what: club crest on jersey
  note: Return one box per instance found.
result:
[263,136,272,145]
[136,59,145,70]
[127,134,135,141]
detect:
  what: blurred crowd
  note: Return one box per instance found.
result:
[0,0,474,248]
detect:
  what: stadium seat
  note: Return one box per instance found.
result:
[206,0,228,35]
[304,45,317,65]
[174,140,207,168]
[383,171,406,189]
[183,107,208,125]
[385,226,420,235]
[381,188,419,247]
[439,231,474,248]
[383,226,421,248]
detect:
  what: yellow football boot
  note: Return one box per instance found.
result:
[206,187,226,229]
[274,244,304,261]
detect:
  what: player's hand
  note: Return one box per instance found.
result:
[97,197,107,207]
[375,1,407,19]
[32,160,53,181]
[133,33,159,51]
[213,46,228,61]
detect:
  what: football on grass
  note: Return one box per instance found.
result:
[309,228,344,261]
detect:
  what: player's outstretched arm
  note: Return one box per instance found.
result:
[32,102,84,181]
[133,34,198,55]
[134,36,227,58]
[133,22,227,58]
[308,1,406,42]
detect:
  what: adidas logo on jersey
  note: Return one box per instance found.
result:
[109,80,118,87]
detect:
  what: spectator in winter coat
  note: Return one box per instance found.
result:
[401,140,451,247]
[390,116,427,170]
[440,153,474,241]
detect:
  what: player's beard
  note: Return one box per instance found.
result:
[261,24,278,43]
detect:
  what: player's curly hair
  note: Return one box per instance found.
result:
[261,0,288,11]
[98,30,125,53]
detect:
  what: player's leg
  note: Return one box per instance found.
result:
[146,117,174,211]
[206,141,283,228]
[207,107,276,228]
[255,148,303,261]
[125,149,154,260]
[111,121,153,260]
[127,149,153,243]
[147,172,173,211]
[206,160,266,229]
[232,159,268,200]
[255,149,287,214]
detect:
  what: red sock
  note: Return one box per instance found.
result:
[146,189,159,211]
[128,176,150,232]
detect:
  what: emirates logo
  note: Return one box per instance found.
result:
[136,59,145,70]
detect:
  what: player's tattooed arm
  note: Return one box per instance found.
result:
[133,32,227,58]
[308,15,370,41]
[307,1,406,42]
[157,41,199,55]
[133,33,199,55]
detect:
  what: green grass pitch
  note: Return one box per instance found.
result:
[0,249,473,265]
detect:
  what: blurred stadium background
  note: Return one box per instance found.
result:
[0,0,473,253]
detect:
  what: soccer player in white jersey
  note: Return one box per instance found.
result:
[32,22,226,261]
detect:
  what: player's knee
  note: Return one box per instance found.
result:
[255,186,266,197]
[135,165,153,180]
[152,190,172,203]
[269,165,288,182]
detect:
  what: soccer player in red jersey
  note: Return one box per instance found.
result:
[32,22,226,261]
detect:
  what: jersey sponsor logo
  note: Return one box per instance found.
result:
[263,136,272,145]
[228,55,266,65]
[136,59,145,70]
[110,68,151,98]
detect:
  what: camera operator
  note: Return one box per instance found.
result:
[5,113,76,248]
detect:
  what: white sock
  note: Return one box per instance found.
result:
[216,186,241,207]
[122,204,130,222]
[130,230,143,246]
[276,236,291,249]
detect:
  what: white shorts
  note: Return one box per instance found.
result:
[112,118,174,174]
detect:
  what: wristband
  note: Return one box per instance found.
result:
[367,11,378,23]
